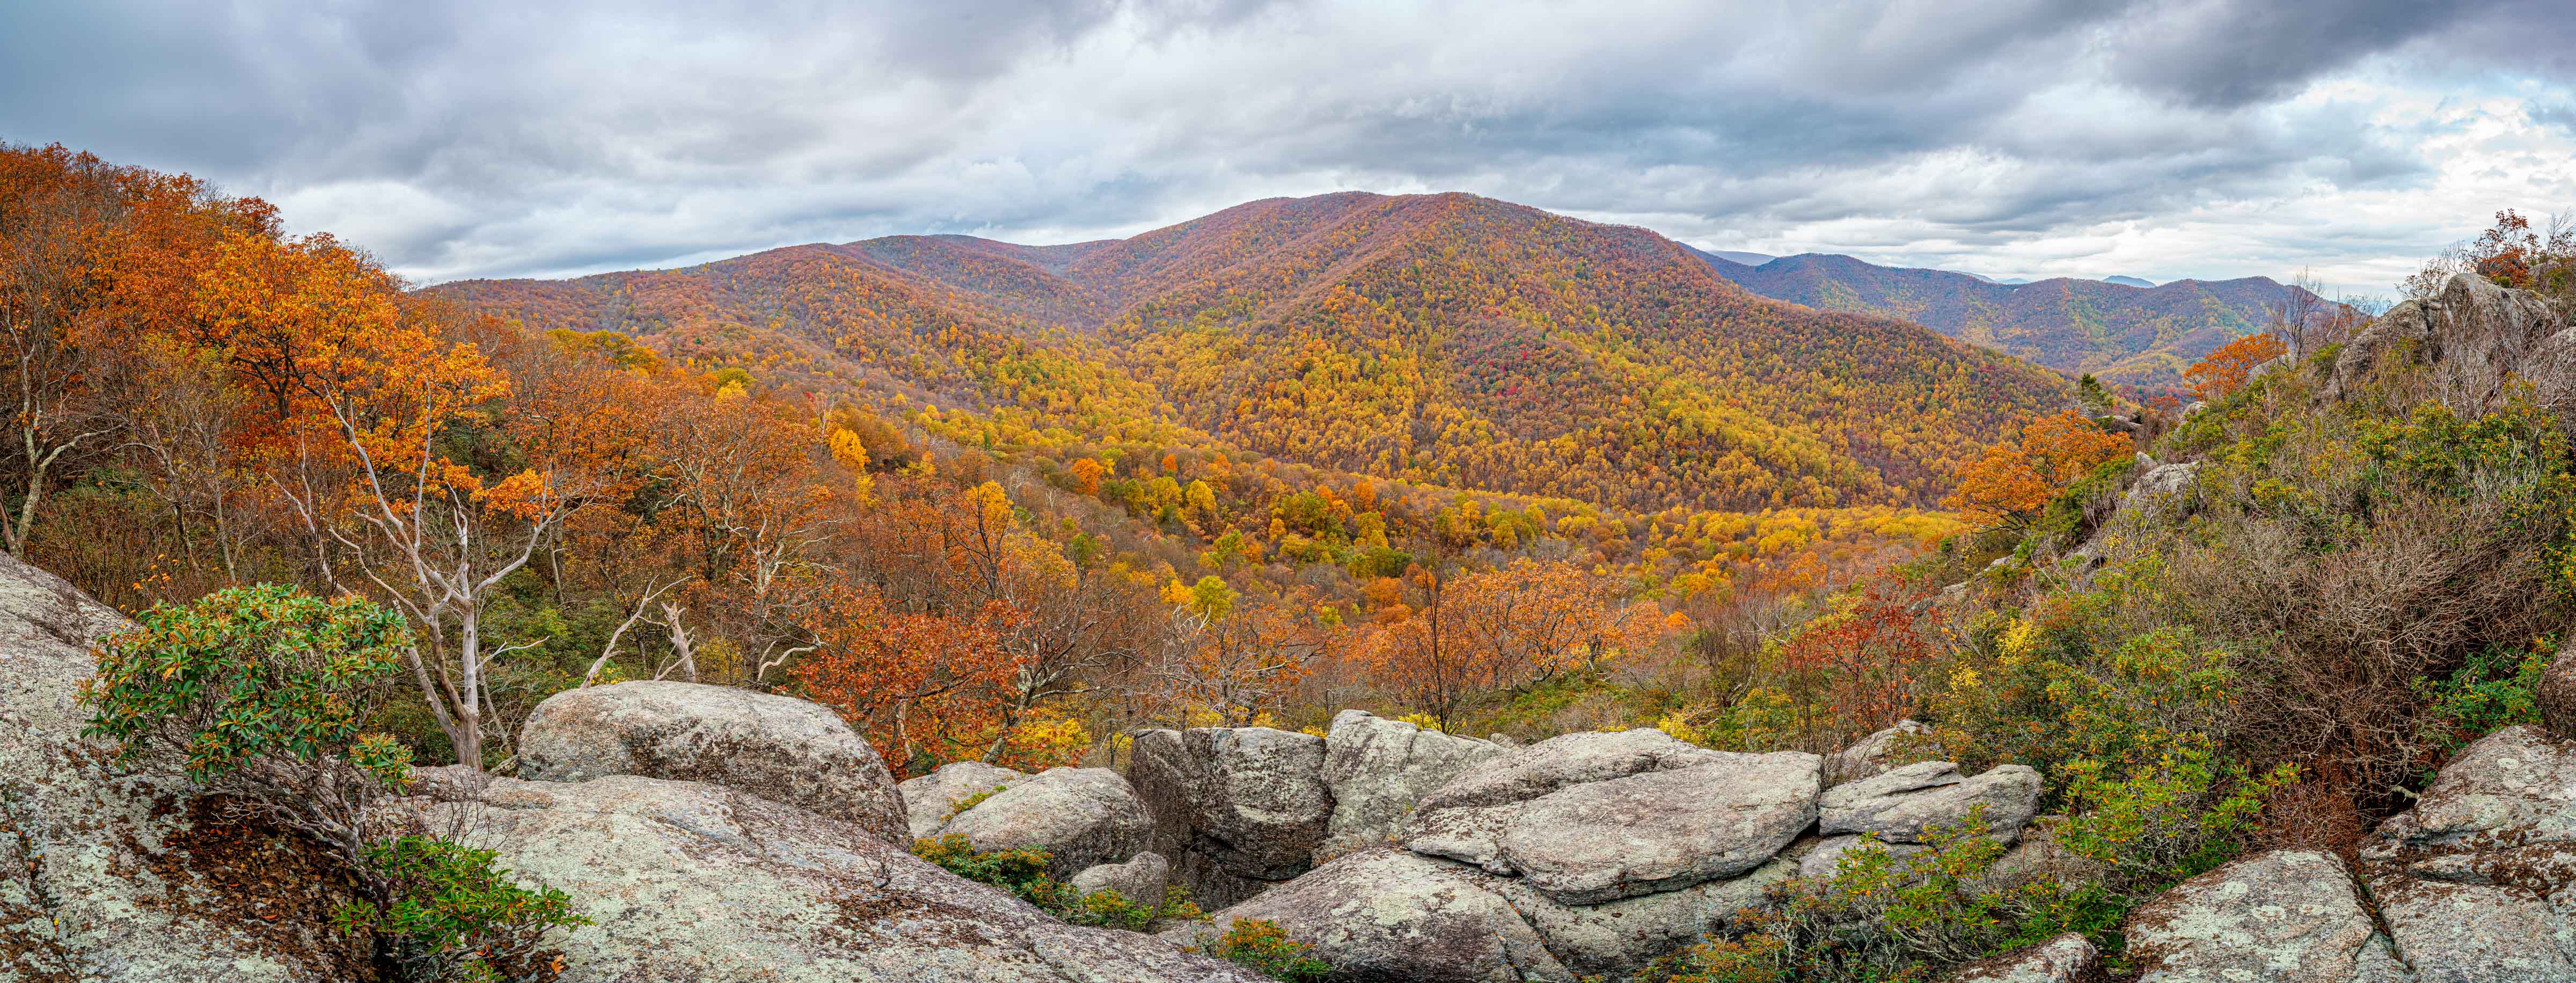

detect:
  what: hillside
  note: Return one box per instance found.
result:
[1693,249,2318,388]
[441,192,2072,512]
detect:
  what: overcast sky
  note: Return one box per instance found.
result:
[6,1,2573,296]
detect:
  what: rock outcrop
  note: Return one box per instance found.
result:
[2125,849,2410,983]
[935,766,1155,878]
[518,680,910,844]
[1827,718,1931,785]
[1129,725,1333,907]
[1072,852,1170,902]
[2336,272,2576,414]
[1317,710,1501,857]
[2358,724,2576,980]
[1818,761,2043,843]
[1403,728,1820,903]
[895,760,1026,840]
[431,774,1268,982]
[0,552,368,982]
[1946,933,2102,982]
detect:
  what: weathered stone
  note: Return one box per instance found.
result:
[895,760,1026,840]
[0,552,365,982]
[2366,725,2576,854]
[2359,724,2576,980]
[1173,847,1792,982]
[2126,850,2410,983]
[1945,933,2103,982]
[518,680,908,843]
[1072,851,1170,903]
[939,766,1155,877]
[1129,726,1332,907]
[2372,877,2574,981]
[433,775,1267,982]
[1828,719,1933,786]
[1319,710,1502,857]
[1798,833,1930,879]
[2334,273,2576,416]
[1404,729,1819,902]
[1818,761,2041,843]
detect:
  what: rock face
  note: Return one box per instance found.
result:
[1946,933,2102,982]
[1317,710,1502,857]
[518,680,909,844]
[1073,852,1170,902]
[1827,718,1931,785]
[1798,834,1928,879]
[2335,273,2576,414]
[0,552,368,982]
[1403,728,1820,903]
[1176,847,1795,983]
[2125,849,2410,983]
[2359,724,2576,980]
[436,775,1269,982]
[936,767,1156,878]
[1129,726,1333,907]
[1818,761,2043,843]
[895,760,1027,840]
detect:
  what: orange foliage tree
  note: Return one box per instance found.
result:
[1773,583,1939,750]
[2184,331,2288,402]
[1943,409,2132,526]
[1361,558,1664,729]
[792,581,1016,776]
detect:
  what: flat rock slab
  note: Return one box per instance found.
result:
[2126,849,2410,983]
[939,766,1154,877]
[1405,728,1819,903]
[1819,760,2042,843]
[896,760,1027,840]
[518,680,909,843]
[2360,725,2576,980]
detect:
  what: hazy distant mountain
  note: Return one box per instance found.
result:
[1693,252,2317,387]
[1700,249,1778,266]
[2104,275,2155,288]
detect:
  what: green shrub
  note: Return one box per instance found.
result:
[910,835,1203,930]
[2056,739,2295,885]
[2414,638,2551,757]
[947,784,1008,819]
[1205,919,1331,982]
[331,835,588,982]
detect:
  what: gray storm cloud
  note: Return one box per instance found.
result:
[3,0,2572,293]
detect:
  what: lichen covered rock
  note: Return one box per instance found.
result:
[1318,710,1501,857]
[936,766,1154,877]
[1129,725,1332,907]
[2125,849,2409,983]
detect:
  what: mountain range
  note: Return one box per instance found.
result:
[435,192,2072,512]
[1686,248,2311,388]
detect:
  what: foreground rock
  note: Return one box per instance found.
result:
[1129,726,1332,907]
[435,775,1268,982]
[1174,847,1794,982]
[2125,849,2409,983]
[2359,724,2576,980]
[1404,728,1820,903]
[936,767,1155,877]
[1946,933,2102,982]
[896,760,1027,840]
[1818,761,2043,843]
[0,552,366,982]
[518,680,909,844]
[1318,710,1501,857]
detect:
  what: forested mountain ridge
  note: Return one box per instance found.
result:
[440,191,2073,512]
[1693,248,2328,389]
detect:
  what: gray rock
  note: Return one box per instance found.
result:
[938,766,1155,878]
[2336,273,2576,416]
[518,680,908,843]
[2126,850,2410,983]
[1319,710,1502,857]
[1072,851,1170,903]
[1818,761,2042,843]
[1172,847,1792,982]
[1798,833,1930,880]
[895,759,1026,840]
[1946,933,2102,982]
[2360,725,2576,980]
[1828,719,1933,786]
[1129,726,1332,907]
[0,552,361,982]
[430,775,1267,982]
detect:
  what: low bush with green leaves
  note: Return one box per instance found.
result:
[910,834,1204,931]
[331,835,588,982]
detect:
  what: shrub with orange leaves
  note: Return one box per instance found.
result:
[2184,332,2288,402]
[1944,409,2132,526]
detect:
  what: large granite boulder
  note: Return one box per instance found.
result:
[1818,761,2043,843]
[429,774,1268,982]
[936,767,1155,878]
[518,680,909,844]
[1828,719,1933,786]
[1073,852,1170,902]
[1945,933,2102,982]
[1172,847,1795,982]
[896,760,1026,840]
[1403,728,1820,904]
[2125,849,2410,983]
[0,552,367,982]
[1129,726,1332,907]
[2359,724,2576,980]
[1318,710,1502,857]
[2334,273,2576,415]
